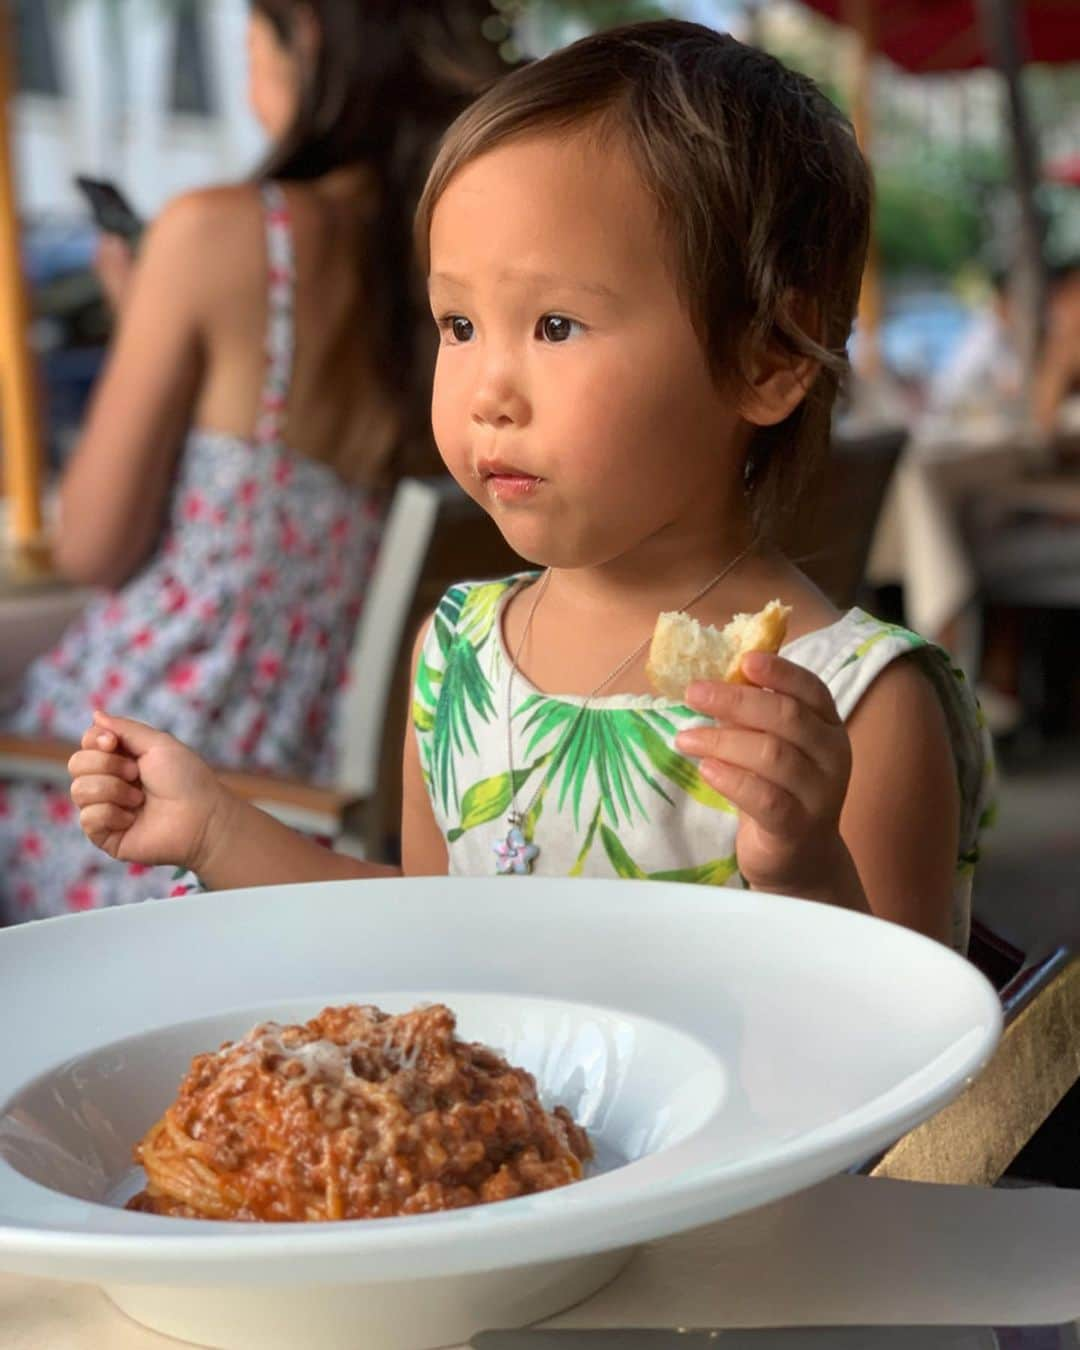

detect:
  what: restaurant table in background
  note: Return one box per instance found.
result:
[867,421,1033,647]
[866,402,1080,677]
[1,1175,1077,1348]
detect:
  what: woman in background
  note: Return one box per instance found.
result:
[1,0,499,921]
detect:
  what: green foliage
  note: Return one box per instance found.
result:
[874,169,986,276]
[757,36,849,113]
[528,0,669,21]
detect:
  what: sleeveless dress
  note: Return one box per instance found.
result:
[413,576,996,954]
[0,184,382,922]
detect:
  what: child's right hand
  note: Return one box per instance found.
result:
[69,711,226,873]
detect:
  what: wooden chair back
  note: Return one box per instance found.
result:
[783,424,906,609]
[350,477,526,855]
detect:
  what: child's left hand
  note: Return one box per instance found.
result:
[674,650,858,901]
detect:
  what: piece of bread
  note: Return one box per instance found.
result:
[645,599,792,700]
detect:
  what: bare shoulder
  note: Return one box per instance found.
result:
[142,185,263,291]
[847,651,951,762]
[155,183,262,233]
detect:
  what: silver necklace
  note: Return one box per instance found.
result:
[492,544,755,875]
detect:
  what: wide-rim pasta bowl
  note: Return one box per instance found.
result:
[0,877,1001,1350]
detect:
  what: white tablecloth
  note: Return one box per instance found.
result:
[867,399,1080,643]
[2,1175,1077,1348]
[867,432,1032,642]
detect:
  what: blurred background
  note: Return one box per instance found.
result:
[14,1,1080,445]
[4,0,1080,957]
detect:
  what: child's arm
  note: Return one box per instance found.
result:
[674,651,958,943]
[835,657,959,944]
[196,788,399,888]
[70,711,398,889]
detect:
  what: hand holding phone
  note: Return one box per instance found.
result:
[74,176,144,246]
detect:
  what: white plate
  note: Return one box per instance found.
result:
[0,877,1001,1350]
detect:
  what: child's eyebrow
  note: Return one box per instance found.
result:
[428,268,619,302]
[427,272,469,297]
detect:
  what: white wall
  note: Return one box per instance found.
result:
[16,0,266,223]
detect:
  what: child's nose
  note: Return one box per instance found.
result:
[470,370,530,429]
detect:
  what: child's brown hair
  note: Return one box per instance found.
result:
[416,19,872,530]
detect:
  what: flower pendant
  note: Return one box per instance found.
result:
[492,824,539,875]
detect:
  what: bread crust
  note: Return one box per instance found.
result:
[645,600,791,700]
[727,602,790,686]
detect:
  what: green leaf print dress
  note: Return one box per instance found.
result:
[412,575,995,953]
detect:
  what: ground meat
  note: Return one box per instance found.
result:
[127,1003,592,1221]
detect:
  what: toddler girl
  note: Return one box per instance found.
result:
[70,21,991,951]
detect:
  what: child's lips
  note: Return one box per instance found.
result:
[480,462,543,501]
[486,473,542,501]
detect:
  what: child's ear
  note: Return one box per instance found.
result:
[737,294,821,428]
[737,342,819,428]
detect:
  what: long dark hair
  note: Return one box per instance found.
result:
[252,0,502,480]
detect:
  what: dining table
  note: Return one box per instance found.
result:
[1,1173,1078,1348]
[864,405,1080,698]
[866,420,1036,644]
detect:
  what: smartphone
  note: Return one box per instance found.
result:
[73,175,145,245]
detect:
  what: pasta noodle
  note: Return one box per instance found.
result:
[127,1003,592,1222]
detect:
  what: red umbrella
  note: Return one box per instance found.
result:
[799,0,1080,74]
[799,0,1078,389]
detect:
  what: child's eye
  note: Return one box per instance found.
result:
[536,314,582,343]
[439,315,474,344]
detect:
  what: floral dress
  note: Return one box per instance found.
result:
[0,184,382,923]
[413,576,996,954]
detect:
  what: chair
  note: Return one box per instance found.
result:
[862,942,1079,1186]
[0,475,525,861]
[0,583,93,707]
[782,422,907,610]
[338,476,526,857]
[961,475,1080,741]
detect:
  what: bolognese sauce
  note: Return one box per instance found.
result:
[127,1003,592,1221]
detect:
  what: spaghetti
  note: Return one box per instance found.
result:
[127,1003,592,1221]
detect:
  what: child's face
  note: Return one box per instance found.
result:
[427,131,747,570]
